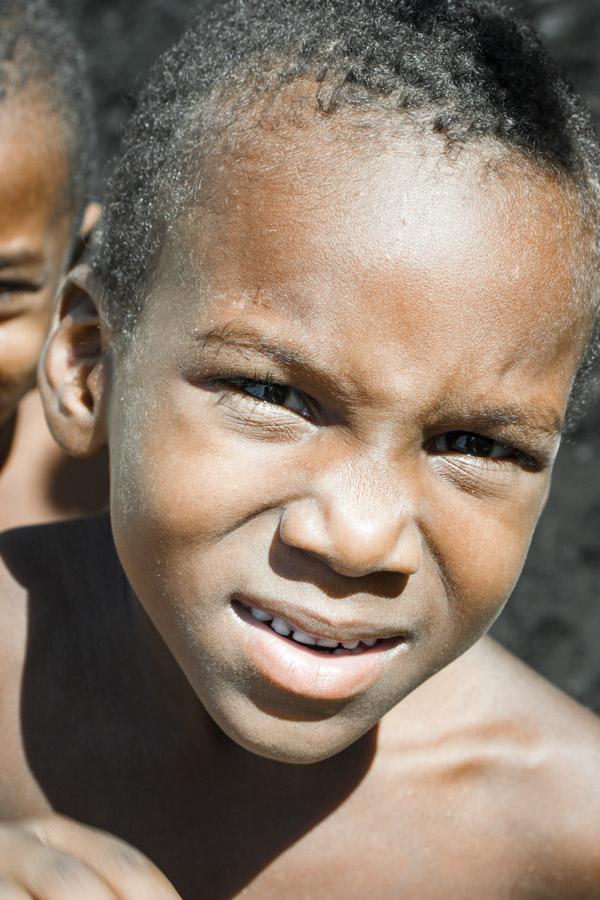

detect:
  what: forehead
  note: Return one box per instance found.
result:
[149,114,592,416]
[0,95,70,248]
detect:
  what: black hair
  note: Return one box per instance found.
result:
[95,0,600,338]
[0,0,96,222]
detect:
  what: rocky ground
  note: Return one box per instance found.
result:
[52,0,600,713]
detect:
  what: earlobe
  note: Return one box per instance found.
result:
[38,264,111,458]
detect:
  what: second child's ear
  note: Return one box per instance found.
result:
[39,264,110,458]
[69,201,103,269]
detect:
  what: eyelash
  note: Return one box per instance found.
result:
[217,375,312,419]
[0,281,41,301]
[428,432,532,466]
[216,375,535,465]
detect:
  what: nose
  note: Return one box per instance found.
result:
[278,464,421,578]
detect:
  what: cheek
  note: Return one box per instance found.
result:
[112,395,273,537]
[108,379,293,597]
[0,306,52,408]
[425,476,548,647]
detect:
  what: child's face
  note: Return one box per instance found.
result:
[107,118,592,763]
[0,98,73,427]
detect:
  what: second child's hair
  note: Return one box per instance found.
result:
[95,0,600,337]
[0,0,96,223]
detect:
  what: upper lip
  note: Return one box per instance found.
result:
[233,593,411,643]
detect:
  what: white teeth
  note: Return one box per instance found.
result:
[247,605,382,651]
[292,630,316,646]
[251,607,273,622]
[271,617,292,637]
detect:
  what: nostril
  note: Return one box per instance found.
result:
[279,494,421,578]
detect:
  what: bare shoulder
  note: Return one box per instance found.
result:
[468,638,600,791]
[0,524,31,712]
[380,638,600,895]
[0,520,71,817]
[0,513,114,659]
[396,637,600,895]
[483,639,600,867]
[0,514,117,819]
[483,639,600,894]
[0,518,66,699]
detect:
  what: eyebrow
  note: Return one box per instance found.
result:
[432,403,564,438]
[193,325,564,438]
[193,322,358,404]
[194,324,315,371]
[0,251,44,270]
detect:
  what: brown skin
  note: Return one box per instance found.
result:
[0,92,108,531]
[0,108,599,897]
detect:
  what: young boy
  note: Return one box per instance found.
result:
[0,0,107,530]
[0,0,599,897]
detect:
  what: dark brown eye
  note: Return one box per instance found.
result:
[0,280,40,300]
[430,432,513,459]
[228,378,311,418]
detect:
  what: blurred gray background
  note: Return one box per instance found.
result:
[51,0,600,712]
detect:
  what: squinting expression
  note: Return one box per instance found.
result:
[0,98,72,427]
[109,115,592,763]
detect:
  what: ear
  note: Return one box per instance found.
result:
[68,201,103,269]
[38,264,110,458]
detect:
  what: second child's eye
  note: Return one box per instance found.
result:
[227,377,311,418]
[0,281,22,295]
[0,280,41,307]
[429,432,518,460]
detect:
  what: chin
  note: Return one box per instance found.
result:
[235,735,351,766]
[213,703,366,765]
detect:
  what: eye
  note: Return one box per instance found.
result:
[429,431,519,460]
[227,377,311,418]
[0,280,40,301]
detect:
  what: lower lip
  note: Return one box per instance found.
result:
[233,602,408,702]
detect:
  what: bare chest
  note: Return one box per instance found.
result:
[225,777,552,900]
[0,630,570,899]
[1,737,553,900]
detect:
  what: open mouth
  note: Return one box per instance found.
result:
[234,598,404,656]
[232,597,410,701]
